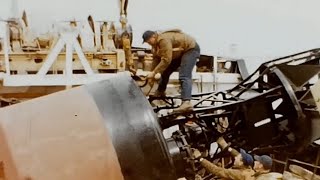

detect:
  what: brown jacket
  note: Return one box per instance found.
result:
[152,29,196,74]
[201,159,255,180]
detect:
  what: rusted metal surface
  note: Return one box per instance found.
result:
[0,74,176,180]
[0,73,177,180]
[0,86,124,180]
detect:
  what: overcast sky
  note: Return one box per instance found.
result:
[1,0,320,72]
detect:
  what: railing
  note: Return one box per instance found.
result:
[272,147,320,180]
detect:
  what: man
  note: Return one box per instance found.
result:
[142,29,200,113]
[121,32,136,74]
[193,148,255,180]
[253,155,282,180]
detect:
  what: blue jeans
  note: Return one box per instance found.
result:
[157,43,200,100]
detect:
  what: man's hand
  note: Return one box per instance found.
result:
[147,71,156,79]
[128,65,136,75]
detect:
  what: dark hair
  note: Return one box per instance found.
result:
[142,30,155,42]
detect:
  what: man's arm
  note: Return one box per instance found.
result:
[200,159,245,180]
[153,39,173,74]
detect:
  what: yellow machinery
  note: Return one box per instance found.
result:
[0,0,156,100]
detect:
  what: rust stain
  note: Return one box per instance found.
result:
[0,87,124,180]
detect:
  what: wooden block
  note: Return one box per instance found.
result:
[283,171,304,180]
[289,165,320,180]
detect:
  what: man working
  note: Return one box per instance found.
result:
[253,155,282,179]
[193,148,255,180]
[121,32,136,74]
[142,29,200,113]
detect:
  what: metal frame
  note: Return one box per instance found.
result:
[0,25,128,87]
[152,48,320,157]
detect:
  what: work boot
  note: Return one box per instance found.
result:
[150,90,166,98]
[172,100,193,113]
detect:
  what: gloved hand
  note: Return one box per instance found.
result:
[191,148,202,160]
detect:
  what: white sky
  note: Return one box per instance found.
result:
[1,0,320,72]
